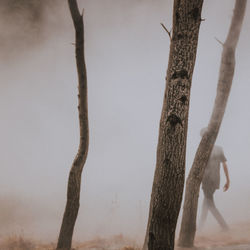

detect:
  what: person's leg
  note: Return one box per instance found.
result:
[206,190,229,231]
[199,189,209,229]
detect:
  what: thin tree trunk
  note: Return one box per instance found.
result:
[178,0,246,247]
[57,1,88,249]
[143,1,203,249]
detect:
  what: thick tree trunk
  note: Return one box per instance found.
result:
[143,1,203,250]
[57,1,89,249]
[178,0,246,247]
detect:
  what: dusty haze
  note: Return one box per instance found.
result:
[0,0,250,245]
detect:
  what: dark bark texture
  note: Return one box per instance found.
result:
[178,0,246,247]
[57,1,89,249]
[143,1,203,250]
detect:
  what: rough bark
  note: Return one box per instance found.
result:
[178,0,246,247]
[143,1,203,250]
[57,1,88,249]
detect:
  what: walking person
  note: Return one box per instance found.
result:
[199,128,230,231]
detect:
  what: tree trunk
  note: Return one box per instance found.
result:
[57,1,89,249]
[143,1,203,249]
[178,0,246,247]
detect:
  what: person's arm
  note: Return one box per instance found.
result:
[222,161,230,191]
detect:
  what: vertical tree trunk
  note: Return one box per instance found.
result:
[143,1,203,249]
[178,0,246,247]
[57,1,89,249]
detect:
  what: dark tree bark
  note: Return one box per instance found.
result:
[57,1,89,249]
[178,0,246,247]
[143,1,204,249]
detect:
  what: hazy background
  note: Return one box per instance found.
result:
[0,0,249,244]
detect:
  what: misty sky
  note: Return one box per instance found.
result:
[0,0,250,243]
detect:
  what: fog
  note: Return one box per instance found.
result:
[0,0,250,245]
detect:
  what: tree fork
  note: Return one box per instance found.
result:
[57,0,89,249]
[143,1,204,249]
[178,0,247,247]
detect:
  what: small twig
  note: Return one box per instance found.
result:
[215,37,224,46]
[200,18,205,22]
[160,23,172,40]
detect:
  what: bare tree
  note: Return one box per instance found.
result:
[178,0,247,247]
[57,0,89,249]
[143,1,204,249]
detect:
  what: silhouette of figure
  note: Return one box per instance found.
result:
[199,128,230,231]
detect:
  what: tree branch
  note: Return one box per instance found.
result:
[68,0,82,28]
[160,23,172,40]
[215,37,224,47]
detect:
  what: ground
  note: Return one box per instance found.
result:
[176,222,250,250]
[0,223,249,250]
